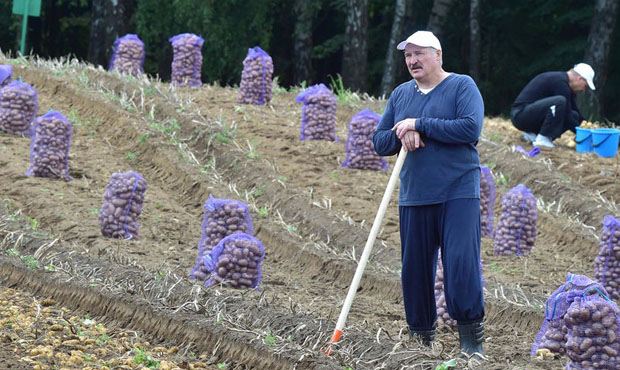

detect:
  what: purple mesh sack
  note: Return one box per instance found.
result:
[109,34,145,76]
[594,215,620,302]
[238,46,273,105]
[0,80,38,136]
[531,273,608,357]
[169,33,204,87]
[0,64,12,87]
[480,166,496,238]
[341,109,387,171]
[190,195,254,281]
[99,171,147,239]
[435,251,457,329]
[493,184,537,256]
[26,111,72,180]
[565,291,620,369]
[435,250,484,329]
[295,84,337,141]
[203,233,265,289]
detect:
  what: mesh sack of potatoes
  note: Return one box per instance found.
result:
[190,195,254,282]
[169,33,204,87]
[25,111,72,180]
[594,215,620,302]
[531,273,608,357]
[109,34,145,76]
[0,80,38,136]
[203,233,265,289]
[238,46,273,105]
[493,184,537,256]
[565,290,620,369]
[99,171,147,239]
[0,64,12,87]
[341,109,387,171]
[480,166,496,238]
[295,83,338,141]
[435,251,457,328]
[435,250,484,329]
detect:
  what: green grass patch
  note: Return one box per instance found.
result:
[132,347,160,369]
[329,74,361,106]
[6,248,20,257]
[126,151,138,162]
[20,255,39,270]
[149,118,181,136]
[138,133,150,144]
[257,206,269,218]
[263,333,277,347]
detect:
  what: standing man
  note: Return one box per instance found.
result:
[372,31,485,356]
[510,63,595,148]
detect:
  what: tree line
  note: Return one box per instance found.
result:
[0,0,618,123]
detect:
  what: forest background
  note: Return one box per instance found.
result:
[0,0,618,123]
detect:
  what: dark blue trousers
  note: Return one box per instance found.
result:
[399,198,485,331]
[511,95,580,140]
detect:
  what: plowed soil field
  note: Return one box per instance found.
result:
[1,56,619,369]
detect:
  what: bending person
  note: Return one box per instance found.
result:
[510,63,595,148]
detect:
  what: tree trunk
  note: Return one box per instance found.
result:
[380,0,407,96]
[342,0,369,92]
[469,0,481,81]
[427,0,456,39]
[88,0,135,68]
[293,0,317,85]
[582,0,619,120]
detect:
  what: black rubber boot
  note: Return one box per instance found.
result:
[457,321,484,355]
[409,327,436,347]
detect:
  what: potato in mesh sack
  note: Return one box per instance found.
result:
[0,64,12,87]
[0,80,38,136]
[480,166,496,238]
[238,46,273,105]
[190,195,254,282]
[493,184,537,256]
[435,251,456,328]
[435,250,484,329]
[169,33,204,87]
[26,111,72,180]
[531,273,608,358]
[295,84,338,141]
[204,233,265,289]
[99,171,147,239]
[594,215,620,302]
[341,109,387,171]
[109,34,145,76]
[565,290,620,369]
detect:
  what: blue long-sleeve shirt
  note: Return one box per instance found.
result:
[372,73,484,206]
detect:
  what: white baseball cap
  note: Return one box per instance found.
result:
[396,31,442,51]
[573,63,595,90]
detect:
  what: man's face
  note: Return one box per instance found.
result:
[572,75,588,93]
[404,44,440,80]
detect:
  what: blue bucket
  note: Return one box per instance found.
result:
[592,128,620,158]
[575,127,592,153]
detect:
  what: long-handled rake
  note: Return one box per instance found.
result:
[325,146,407,354]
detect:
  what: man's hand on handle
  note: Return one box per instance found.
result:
[394,118,425,151]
